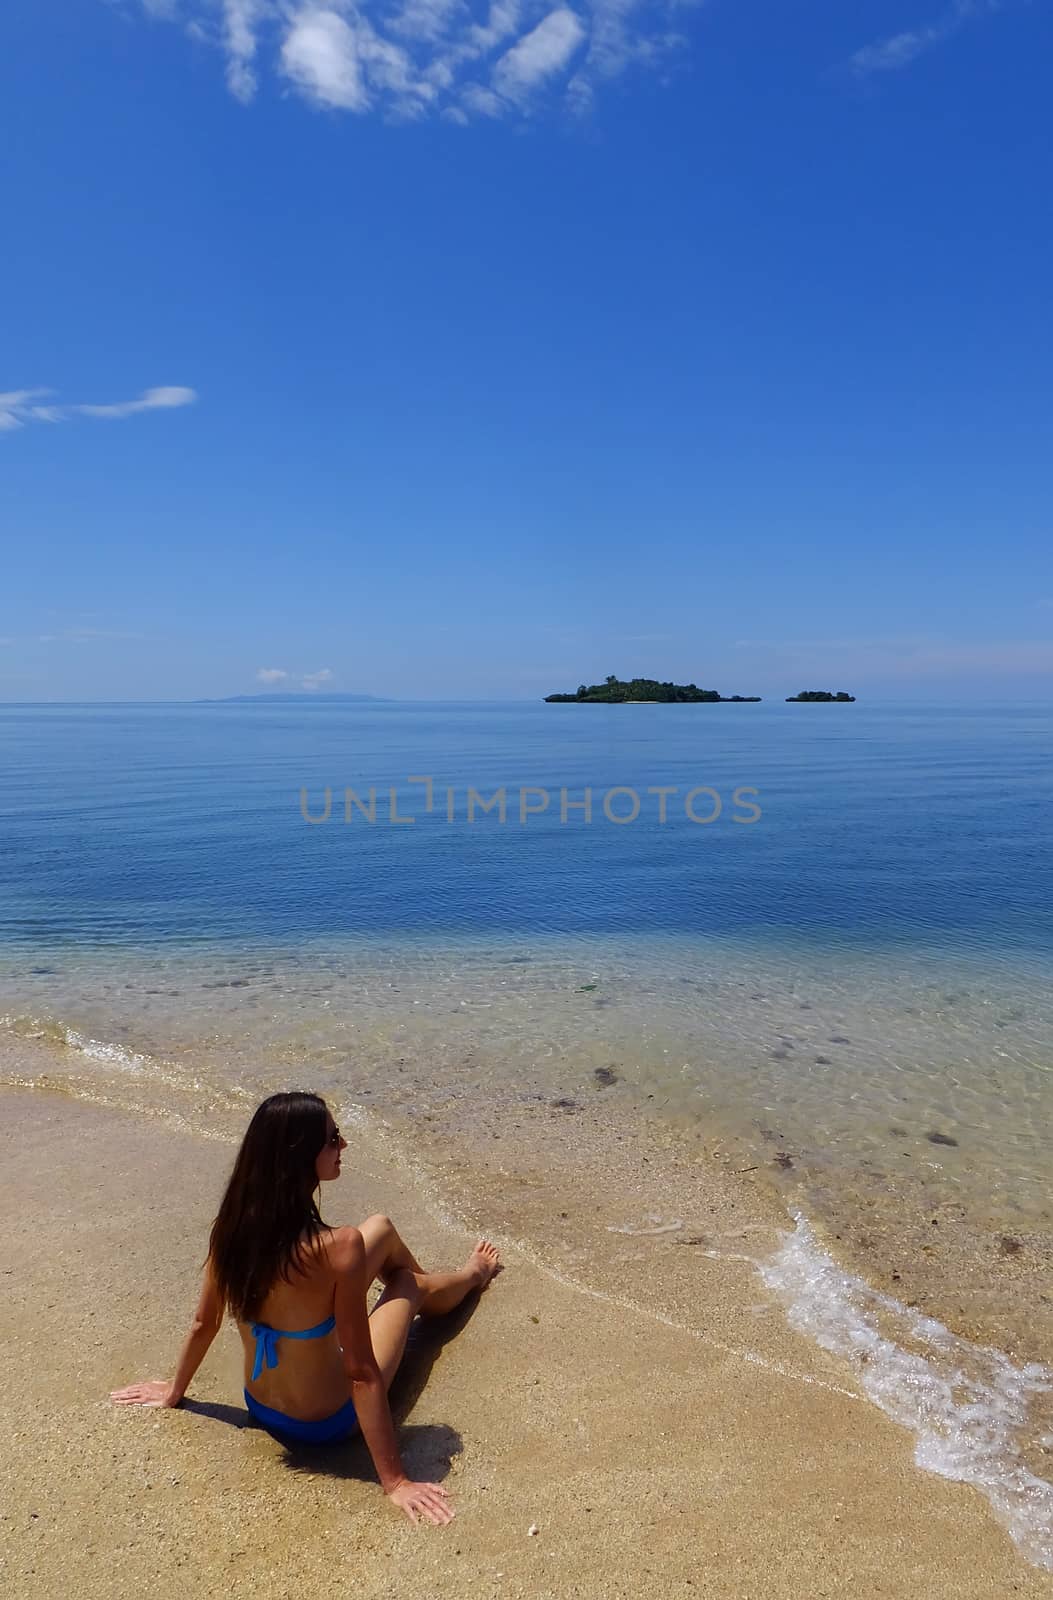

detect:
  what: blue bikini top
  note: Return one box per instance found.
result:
[249,1316,336,1382]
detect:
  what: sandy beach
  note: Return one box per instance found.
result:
[2,1085,1049,1599]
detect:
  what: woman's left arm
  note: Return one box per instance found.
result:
[111,1261,224,1409]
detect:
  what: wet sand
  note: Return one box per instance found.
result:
[1,1088,1049,1599]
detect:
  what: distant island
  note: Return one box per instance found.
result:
[545,676,761,704]
[200,692,389,704]
[785,690,856,702]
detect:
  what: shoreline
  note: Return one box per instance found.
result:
[3,1073,1053,1589]
[5,974,1049,1381]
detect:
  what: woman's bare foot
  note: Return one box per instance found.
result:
[414,1240,503,1317]
[467,1239,502,1289]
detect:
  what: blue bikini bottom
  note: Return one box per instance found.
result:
[244,1389,359,1447]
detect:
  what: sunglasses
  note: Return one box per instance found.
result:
[326,1126,342,1148]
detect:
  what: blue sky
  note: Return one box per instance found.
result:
[1,0,1050,701]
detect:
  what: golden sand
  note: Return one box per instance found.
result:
[1,1088,1048,1599]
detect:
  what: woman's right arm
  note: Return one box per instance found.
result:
[111,1259,224,1409]
[331,1228,453,1527]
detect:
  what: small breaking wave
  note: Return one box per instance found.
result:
[761,1212,1053,1573]
[0,1012,149,1072]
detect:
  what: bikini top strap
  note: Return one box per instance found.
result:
[250,1323,280,1382]
[249,1316,337,1383]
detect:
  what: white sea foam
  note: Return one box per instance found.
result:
[62,1029,149,1071]
[0,1012,149,1072]
[761,1212,1053,1572]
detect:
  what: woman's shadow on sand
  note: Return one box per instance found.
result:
[183,1292,480,1485]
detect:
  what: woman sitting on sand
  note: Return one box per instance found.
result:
[112,1090,501,1526]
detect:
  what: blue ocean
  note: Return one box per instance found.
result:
[2,699,1050,950]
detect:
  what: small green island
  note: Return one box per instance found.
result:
[785,690,856,702]
[545,675,761,704]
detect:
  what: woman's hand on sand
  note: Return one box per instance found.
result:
[110,1380,181,1408]
[385,1479,455,1526]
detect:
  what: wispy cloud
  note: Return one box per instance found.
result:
[128,0,687,120]
[0,389,50,431]
[1,385,197,433]
[494,8,586,97]
[223,0,266,102]
[850,0,999,76]
[256,665,337,690]
[301,667,335,690]
[389,0,465,43]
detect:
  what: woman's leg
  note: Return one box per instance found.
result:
[366,1243,503,1385]
[367,1267,424,1389]
[357,1214,426,1285]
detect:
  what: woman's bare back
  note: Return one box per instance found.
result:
[239,1226,355,1420]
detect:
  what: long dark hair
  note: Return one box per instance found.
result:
[209,1091,331,1322]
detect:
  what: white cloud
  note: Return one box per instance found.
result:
[585,0,638,78]
[1,388,51,430]
[459,81,505,115]
[850,0,999,75]
[301,667,335,690]
[281,8,372,109]
[388,0,464,43]
[851,22,945,73]
[280,7,438,113]
[564,69,593,114]
[255,665,336,690]
[357,20,437,107]
[0,385,197,434]
[494,8,585,96]
[76,385,198,419]
[223,0,265,102]
[464,0,520,56]
[116,0,684,120]
[0,388,51,408]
